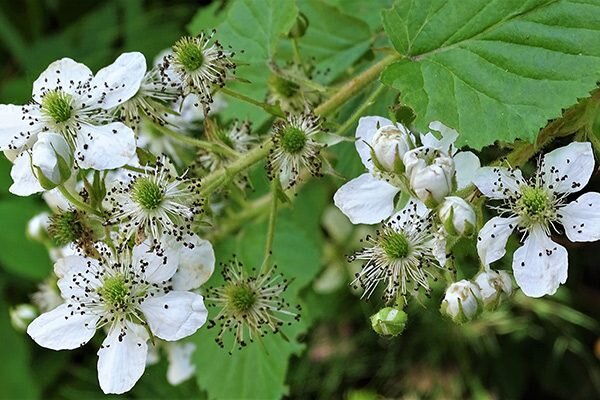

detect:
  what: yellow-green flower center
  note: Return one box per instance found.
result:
[281,127,307,154]
[268,74,299,98]
[174,37,205,72]
[381,232,410,259]
[226,283,257,313]
[518,186,551,220]
[42,90,73,124]
[98,274,129,308]
[132,177,164,210]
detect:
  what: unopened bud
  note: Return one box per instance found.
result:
[439,196,476,236]
[370,307,407,337]
[404,147,454,207]
[32,132,73,189]
[474,270,513,310]
[441,280,482,323]
[370,124,413,173]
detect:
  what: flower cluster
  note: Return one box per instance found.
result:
[2,30,315,394]
[335,114,600,330]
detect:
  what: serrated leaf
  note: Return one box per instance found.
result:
[213,0,298,125]
[381,0,600,149]
[297,0,373,84]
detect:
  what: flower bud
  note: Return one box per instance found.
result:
[10,304,38,332]
[27,212,51,243]
[404,147,454,207]
[370,307,407,337]
[474,270,513,310]
[441,280,482,323]
[439,196,476,236]
[31,132,73,189]
[370,124,413,173]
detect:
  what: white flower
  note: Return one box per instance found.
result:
[105,155,203,240]
[404,146,455,206]
[474,270,513,308]
[27,241,208,394]
[334,116,413,224]
[439,196,476,236]
[0,53,144,195]
[441,280,482,322]
[267,109,323,188]
[349,201,446,304]
[161,33,235,111]
[473,142,600,297]
[334,118,479,224]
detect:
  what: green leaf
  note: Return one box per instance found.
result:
[194,183,326,399]
[0,199,51,280]
[323,0,394,31]
[381,0,600,149]
[213,0,298,125]
[297,0,373,84]
[187,1,231,36]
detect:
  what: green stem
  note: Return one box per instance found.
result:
[314,53,400,117]
[219,87,286,118]
[123,164,147,174]
[197,53,400,197]
[335,83,387,136]
[155,123,238,158]
[261,179,280,274]
[199,140,274,197]
[58,186,101,216]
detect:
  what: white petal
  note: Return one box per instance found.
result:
[140,292,207,341]
[55,255,101,298]
[512,226,568,297]
[75,122,136,170]
[43,187,73,211]
[423,121,459,154]
[171,234,215,291]
[473,167,525,200]
[333,173,400,224]
[132,240,178,284]
[97,321,149,394]
[558,192,600,242]
[32,132,72,184]
[542,142,594,194]
[355,116,393,171]
[9,152,43,196]
[454,151,481,190]
[90,52,147,110]
[477,216,518,266]
[166,342,196,385]
[0,104,40,151]
[389,198,428,226]
[27,303,98,350]
[32,58,92,102]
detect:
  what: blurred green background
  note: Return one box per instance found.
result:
[0,1,599,399]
